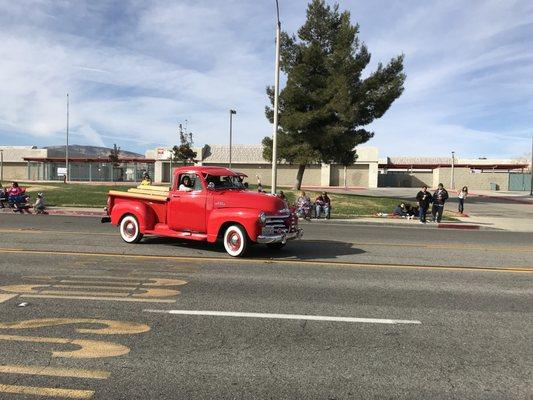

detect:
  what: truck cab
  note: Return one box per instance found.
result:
[104,166,302,257]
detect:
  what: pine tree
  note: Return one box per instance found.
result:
[264,0,406,189]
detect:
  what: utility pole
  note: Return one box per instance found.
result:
[229,109,236,169]
[0,149,3,183]
[530,135,533,196]
[451,151,455,189]
[271,0,281,195]
[66,93,69,183]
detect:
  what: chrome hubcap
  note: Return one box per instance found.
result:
[124,222,135,237]
[227,231,241,251]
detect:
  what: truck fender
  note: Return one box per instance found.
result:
[207,208,261,243]
[110,201,156,232]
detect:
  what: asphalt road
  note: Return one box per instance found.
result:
[0,214,531,399]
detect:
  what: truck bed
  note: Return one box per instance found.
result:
[108,185,170,202]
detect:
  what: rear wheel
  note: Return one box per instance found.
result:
[120,214,143,243]
[223,225,248,257]
[267,242,286,250]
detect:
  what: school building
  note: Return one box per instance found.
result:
[1,145,531,191]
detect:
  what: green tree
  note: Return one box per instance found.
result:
[264,0,405,189]
[171,123,197,166]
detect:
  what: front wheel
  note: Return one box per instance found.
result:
[119,214,143,243]
[223,225,248,257]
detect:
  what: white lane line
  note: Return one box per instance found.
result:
[144,309,421,325]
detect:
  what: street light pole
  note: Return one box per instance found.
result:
[271,0,281,195]
[229,109,236,169]
[530,135,532,196]
[451,151,455,190]
[66,93,69,183]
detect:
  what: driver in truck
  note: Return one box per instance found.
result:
[179,175,193,192]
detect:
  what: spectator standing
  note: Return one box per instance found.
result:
[416,186,433,223]
[315,191,331,219]
[457,186,468,214]
[431,183,449,223]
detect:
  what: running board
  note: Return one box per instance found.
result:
[145,224,208,241]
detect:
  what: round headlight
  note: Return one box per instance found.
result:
[259,212,267,225]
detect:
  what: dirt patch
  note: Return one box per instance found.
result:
[24,185,60,192]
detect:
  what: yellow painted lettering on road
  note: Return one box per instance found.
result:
[0,318,150,335]
[142,278,188,287]
[0,334,129,358]
[0,364,110,379]
[0,383,94,399]
[20,294,176,303]
[132,287,180,298]
[0,294,17,303]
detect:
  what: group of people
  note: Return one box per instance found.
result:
[294,191,331,220]
[412,183,468,223]
[0,182,46,214]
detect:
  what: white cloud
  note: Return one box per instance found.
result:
[0,0,531,159]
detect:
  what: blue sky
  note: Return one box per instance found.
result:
[0,0,531,158]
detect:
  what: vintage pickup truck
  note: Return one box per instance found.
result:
[102,166,302,256]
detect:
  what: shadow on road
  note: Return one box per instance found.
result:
[140,237,364,261]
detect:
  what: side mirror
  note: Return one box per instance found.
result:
[207,182,215,190]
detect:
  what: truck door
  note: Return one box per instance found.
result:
[168,173,207,233]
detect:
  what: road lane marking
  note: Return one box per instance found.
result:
[20,294,176,303]
[0,284,181,298]
[144,309,422,325]
[0,384,94,399]
[0,247,530,273]
[0,334,130,358]
[0,294,17,303]
[0,364,110,379]
[0,318,150,335]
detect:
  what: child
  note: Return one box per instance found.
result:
[34,192,47,214]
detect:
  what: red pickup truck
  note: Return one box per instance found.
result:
[103,166,302,256]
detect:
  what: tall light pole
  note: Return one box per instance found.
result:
[450,151,455,190]
[229,109,236,169]
[530,135,532,196]
[271,0,281,195]
[0,149,3,183]
[66,93,69,183]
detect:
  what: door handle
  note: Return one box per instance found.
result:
[171,194,180,198]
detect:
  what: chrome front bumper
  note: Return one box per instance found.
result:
[256,229,303,244]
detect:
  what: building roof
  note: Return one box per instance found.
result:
[380,156,529,170]
[23,157,155,163]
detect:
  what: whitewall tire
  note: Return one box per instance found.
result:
[120,215,143,244]
[223,225,248,257]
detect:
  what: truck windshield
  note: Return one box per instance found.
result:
[204,175,246,190]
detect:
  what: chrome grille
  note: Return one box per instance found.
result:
[262,214,289,235]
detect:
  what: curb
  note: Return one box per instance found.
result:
[437,223,480,230]
[472,193,533,205]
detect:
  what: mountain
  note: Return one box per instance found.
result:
[45,145,144,159]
